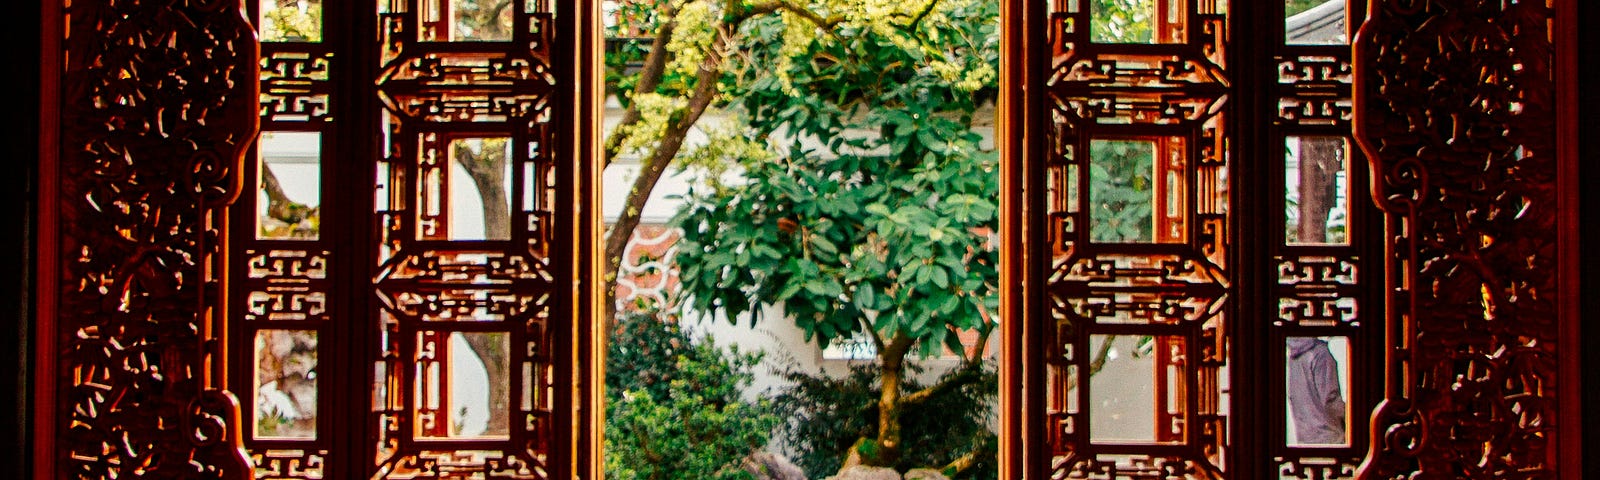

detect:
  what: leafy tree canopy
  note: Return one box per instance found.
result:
[668,0,1000,471]
[673,0,1001,358]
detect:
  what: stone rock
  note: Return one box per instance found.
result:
[903,468,951,480]
[740,451,808,480]
[823,466,902,480]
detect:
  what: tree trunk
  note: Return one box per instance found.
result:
[454,140,513,435]
[1296,137,1341,243]
[871,334,915,467]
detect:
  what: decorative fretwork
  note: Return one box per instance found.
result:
[1268,2,1373,478]
[1044,0,1231,477]
[235,0,569,477]
[370,1,558,478]
[1352,0,1559,477]
[254,449,329,480]
[261,45,334,123]
[56,0,259,478]
[235,2,337,475]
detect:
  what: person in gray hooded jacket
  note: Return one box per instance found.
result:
[1288,337,1346,444]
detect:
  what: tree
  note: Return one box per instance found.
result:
[600,0,846,289]
[671,0,1001,472]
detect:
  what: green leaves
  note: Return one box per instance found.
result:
[668,0,1001,360]
[604,311,780,480]
[1087,139,1156,243]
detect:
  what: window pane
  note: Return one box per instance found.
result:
[421,0,517,41]
[1090,0,1184,43]
[1089,335,1185,444]
[258,132,323,240]
[1285,336,1350,446]
[255,330,319,439]
[1090,138,1186,243]
[259,0,323,42]
[420,137,514,241]
[1285,136,1349,245]
[415,331,512,439]
[1090,139,1154,243]
[1286,0,1347,45]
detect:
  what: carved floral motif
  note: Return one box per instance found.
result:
[57,0,259,478]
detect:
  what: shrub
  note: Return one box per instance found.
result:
[604,310,780,480]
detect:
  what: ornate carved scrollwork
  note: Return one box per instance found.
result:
[56,0,259,478]
[1352,0,1559,478]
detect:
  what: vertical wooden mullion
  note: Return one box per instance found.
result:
[335,0,382,474]
[549,0,579,478]
[1228,0,1268,476]
[1018,0,1050,476]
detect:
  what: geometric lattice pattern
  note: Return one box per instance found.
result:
[1043,0,1233,477]
[614,225,681,312]
[236,3,336,476]
[1270,2,1372,478]
[369,0,558,477]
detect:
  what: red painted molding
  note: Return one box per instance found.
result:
[1556,0,1581,474]
[34,0,59,478]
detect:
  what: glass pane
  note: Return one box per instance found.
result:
[259,0,324,42]
[1091,139,1175,243]
[1091,0,1153,43]
[1285,336,1350,446]
[445,138,513,241]
[415,332,511,439]
[1285,136,1349,245]
[258,132,323,240]
[1089,335,1185,444]
[1285,0,1347,45]
[1089,0,1184,43]
[255,330,319,439]
[422,0,517,41]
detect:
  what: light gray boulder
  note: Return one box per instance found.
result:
[740,451,808,480]
[823,466,902,480]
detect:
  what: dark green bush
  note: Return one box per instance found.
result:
[774,361,999,479]
[604,310,780,480]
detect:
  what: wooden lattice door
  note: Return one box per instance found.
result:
[41,0,603,478]
[230,0,601,478]
[1007,0,1577,478]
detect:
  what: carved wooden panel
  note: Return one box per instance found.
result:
[1032,0,1393,477]
[55,0,259,478]
[233,2,334,477]
[225,0,570,478]
[1042,0,1232,477]
[1270,2,1377,478]
[1352,0,1560,477]
[370,0,559,478]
